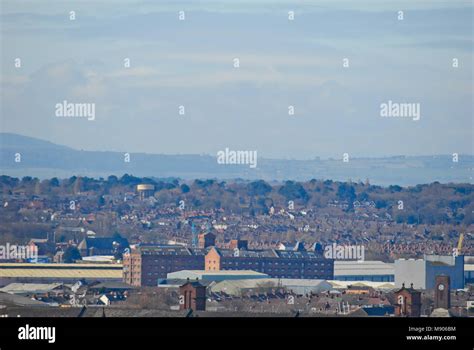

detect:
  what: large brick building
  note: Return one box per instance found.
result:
[205,246,334,280]
[124,238,334,286]
[123,245,209,286]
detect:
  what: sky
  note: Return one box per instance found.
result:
[1,0,473,159]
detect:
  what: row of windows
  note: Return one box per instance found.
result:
[222,267,332,274]
[222,263,329,269]
[147,259,200,264]
[147,272,165,276]
[130,259,329,267]
[223,260,327,267]
[143,265,203,270]
[265,269,330,274]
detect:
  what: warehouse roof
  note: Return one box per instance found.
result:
[210,278,333,296]
[279,279,333,288]
[0,292,50,307]
[210,278,277,295]
[88,281,135,290]
[334,261,394,276]
[0,263,122,279]
[167,270,269,281]
[0,283,63,294]
[328,280,395,290]
[0,263,122,269]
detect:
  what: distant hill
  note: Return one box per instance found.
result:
[0,133,472,186]
[1,133,73,152]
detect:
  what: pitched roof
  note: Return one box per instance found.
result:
[78,237,129,250]
[136,245,209,256]
[210,247,328,259]
[361,305,394,316]
[293,241,306,251]
[0,292,50,307]
[395,284,421,294]
[88,281,135,290]
[0,283,63,294]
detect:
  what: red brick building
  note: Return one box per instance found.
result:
[179,280,206,311]
[205,246,334,280]
[229,239,248,250]
[434,275,450,309]
[198,232,216,249]
[394,283,421,317]
[124,241,334,287]
[123,245,209,286]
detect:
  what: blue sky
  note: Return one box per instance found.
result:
[1,0,472,159]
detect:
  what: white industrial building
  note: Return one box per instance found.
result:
[166,270,269,282]
[395,255,464,290]
[334,261,394,282]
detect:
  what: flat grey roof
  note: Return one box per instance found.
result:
[334,261,394,276]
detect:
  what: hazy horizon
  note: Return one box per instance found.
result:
[1,0,473,159]
[2,132,474,160]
